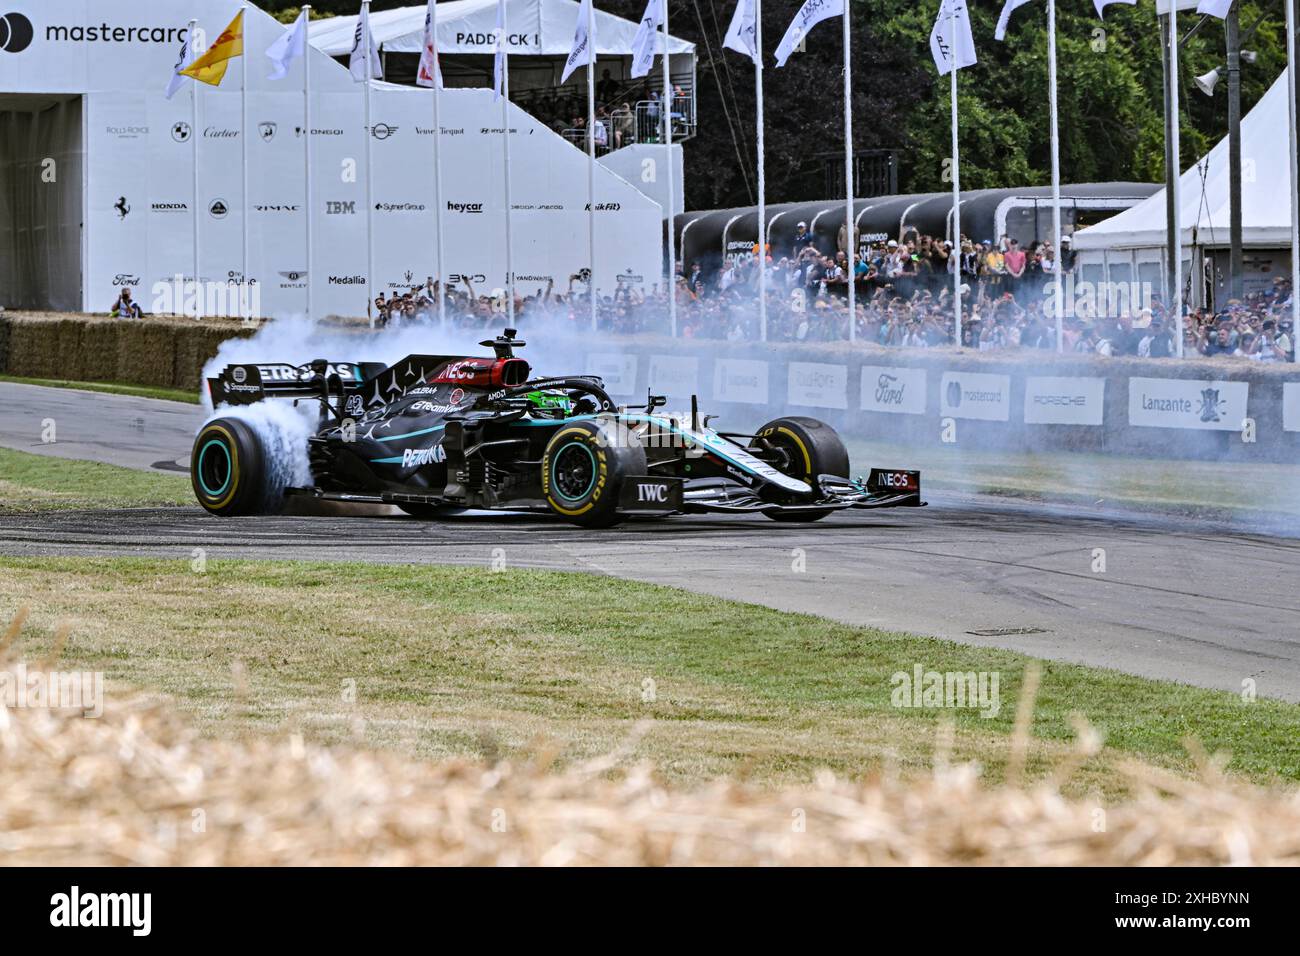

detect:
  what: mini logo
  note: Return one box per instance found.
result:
[171,121,192,142]
[0,12,34,54]
[209,199,229,219]
[371,123,399,140]
[326,201,356,215]
[113,197,130,220]
[258,121,277,141]
[1198,387,1225,423]
[232,367,247,384]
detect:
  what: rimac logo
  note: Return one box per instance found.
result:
[0,12,33,53]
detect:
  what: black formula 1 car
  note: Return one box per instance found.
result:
[193,329,924,526]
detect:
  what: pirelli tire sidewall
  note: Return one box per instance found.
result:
[191,417,276,516]
[750,416,850,522]
[541,419,645,528]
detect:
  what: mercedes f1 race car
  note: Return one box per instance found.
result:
[193,329,924,526]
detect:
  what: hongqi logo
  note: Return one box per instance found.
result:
[171,121,192,142]
[113,197,130,220]
[0,12,33,54]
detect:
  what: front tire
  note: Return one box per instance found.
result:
[191,417,285,516]
[750,416,850,522]
[541,419,645,528]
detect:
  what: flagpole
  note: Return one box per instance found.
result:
[949,1,961,348]
[304,5,314,322]
[586,0,598,332]
[662,0,678,337]
[364,0,376,329]
[755,0,767,343]
[190,19,202,320]
[842,0,854,342]
[1169,6,1184,357]
[241,3,250,323]
[1047,0,1062,352]
[431,5,446,328]
[1286,0,1299,360]
[500,0,516,325]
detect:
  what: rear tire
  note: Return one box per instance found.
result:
[749,416,849,523]
[541,419,645,528]
[191,417,285,516]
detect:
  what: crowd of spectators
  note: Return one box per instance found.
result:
[374,240,1297,366]
[519,71,691,154]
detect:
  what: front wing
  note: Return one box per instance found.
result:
[679,469,924,516]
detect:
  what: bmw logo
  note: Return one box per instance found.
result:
[172,121,192,143]
[0,12,34,54]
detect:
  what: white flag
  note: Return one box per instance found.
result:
[1093,0,1137,18]
[1196,0,1234,19]
[164,28,193,100]
[994,0,1034,41]
[723,0,759,64]
[266,8,308,81]
[493,0,506,101]
[417,0,444,89]
[630,0,663,79]
[775,0,843,69]
[349,2,383,82]
[929,0,977,76]
[562,0,595,84]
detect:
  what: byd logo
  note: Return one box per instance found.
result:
[0,12,33,53]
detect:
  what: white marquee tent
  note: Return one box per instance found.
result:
[308,0,695,58]
[0,0,665,316]
[1071,70,1296,303]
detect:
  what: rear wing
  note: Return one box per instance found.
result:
[207,361,385,408]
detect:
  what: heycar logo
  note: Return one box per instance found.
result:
[447,201,483,214]
[0,12,33,53]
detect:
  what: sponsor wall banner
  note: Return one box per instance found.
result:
[860,366,926,415]
[1023,376,1106,426]
[648,355,699,402]
[787,362,847,409]
[1284,383,1300,432]
[1128,377,1249,431]
[939,371,1011,422]
[587,353,637,396]
[713,358,769,405]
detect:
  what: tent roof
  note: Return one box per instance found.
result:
[1071,70,1295,251]
[309,0,695,57]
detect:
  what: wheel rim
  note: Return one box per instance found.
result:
[551,441,597,501]
[197,438,232,497]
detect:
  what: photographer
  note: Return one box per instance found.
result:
[110,287,143,319]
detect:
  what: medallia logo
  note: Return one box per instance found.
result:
[0,12,33,53]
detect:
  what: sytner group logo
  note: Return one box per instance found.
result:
[0,11,34,53]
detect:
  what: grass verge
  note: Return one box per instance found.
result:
[2,556,1296,796]
[0,447,191,513]
[0,374,199,405]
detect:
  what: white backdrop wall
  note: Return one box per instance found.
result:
[0,0,663,316]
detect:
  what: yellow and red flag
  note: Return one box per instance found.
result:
[181,11,244,87]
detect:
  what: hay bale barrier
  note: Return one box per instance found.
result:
[2,660,1298,866]
[0,312,254,393]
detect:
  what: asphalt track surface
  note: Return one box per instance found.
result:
[2,382,1298,701]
